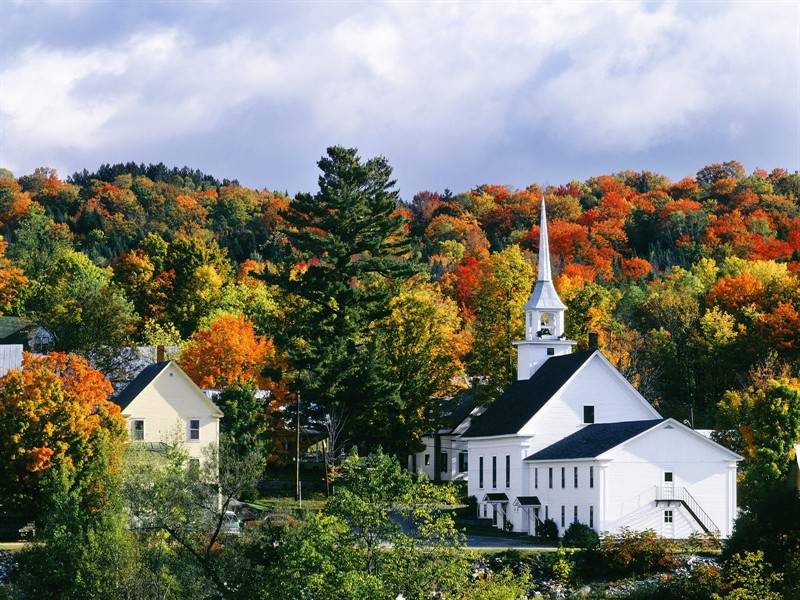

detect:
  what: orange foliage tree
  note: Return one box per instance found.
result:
[179,312,282,391]
[0,239,26,314]
[0,352,126,510]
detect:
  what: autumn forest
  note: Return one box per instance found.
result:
[1,154,799,460]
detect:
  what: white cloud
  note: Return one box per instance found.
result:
[0,1,796,176]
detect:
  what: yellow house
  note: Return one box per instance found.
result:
[113,361,223,470]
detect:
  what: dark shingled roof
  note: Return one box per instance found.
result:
[438,390,479,434]
[515,496,541,506]
[524,419,664,461]
[483,493,509,502]
[461,350,596,438]
[113,362,171,410]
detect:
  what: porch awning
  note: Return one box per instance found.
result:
[514,496,541,507]
[482,493,509,503]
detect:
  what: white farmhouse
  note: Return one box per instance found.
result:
[462,197,741,538]
[408,391,483,482]
[113,361,223,472]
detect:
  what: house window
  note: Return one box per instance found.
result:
[589,505,594,528]
[479,457,484,488]
[574,466,578,488]
[131,420,145,441]
[458,452,468,473]
[505,455,510,488]
[573,505,578,523]
[424,454,430,466]
[535,467,539,489]
[188,419,200,441]
[561,467,565,488]
[590,466,594,488]
[547,347,555,356]
[664,510,673,523]
[492,456,497,488]
[548,467,553,488]
[561,505,565,527]
[187,458,200,481]
[440,452,448,474]
[583,406,595,424]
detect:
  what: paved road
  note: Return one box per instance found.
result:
[464,534,555,550]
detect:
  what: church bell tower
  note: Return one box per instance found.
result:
[513,196,576,379]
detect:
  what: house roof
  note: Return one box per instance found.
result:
[438,390,480,434]
[461,350,595,438]
[524,419,664,461]
[0,317,31,343]
[112,361,171,410]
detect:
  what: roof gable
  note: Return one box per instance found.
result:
[462,350,595,438]
[114,361,223,417]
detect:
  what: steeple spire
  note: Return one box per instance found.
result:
[537,195,552,282]
[514,195,576,379]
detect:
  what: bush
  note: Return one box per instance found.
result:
[590,528,681,579]
[720,550,783,600]
[562,522,599,549]
[537,518,559,541]
[550,546,574,585]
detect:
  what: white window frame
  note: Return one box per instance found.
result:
[187,418,201,442]
[131,419,145,441]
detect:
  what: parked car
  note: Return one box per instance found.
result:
[221,510,241,536]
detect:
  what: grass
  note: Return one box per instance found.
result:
[246,495,327,513]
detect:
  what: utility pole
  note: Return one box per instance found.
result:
[295,391,301,502]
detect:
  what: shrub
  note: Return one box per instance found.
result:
[550,546,574,585]
[562,522,599,549]
[720,550,783,600]
[537,518,559,541]
[593,528,681,578]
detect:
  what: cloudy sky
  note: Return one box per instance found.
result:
[1,1,798,197]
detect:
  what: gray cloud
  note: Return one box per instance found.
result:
[0,1,797,196]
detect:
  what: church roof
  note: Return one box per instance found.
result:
[113,361,171,410]
[524,197,566,311]
[461,350,595,438]
[523,419,665,461]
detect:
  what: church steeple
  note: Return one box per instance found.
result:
[514,196,576,379]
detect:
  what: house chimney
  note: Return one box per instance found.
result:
[588,332,599,351]
[156,345,166,363]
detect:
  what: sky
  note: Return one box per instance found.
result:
[1,1,798,199]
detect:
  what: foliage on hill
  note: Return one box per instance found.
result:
[1,156,799,445]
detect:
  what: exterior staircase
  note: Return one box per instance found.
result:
[655,486,719,534]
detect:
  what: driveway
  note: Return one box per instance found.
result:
[464,533,555,550]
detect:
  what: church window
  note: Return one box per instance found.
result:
[589,505,594,528]
[505,455,510,487]
[664,510,673,523]
[479,457,484,488]
[573,505,578,523]
[561,467,565,488]
[483,504,487,518]
[492,456,497,488]
[589,466,594,488]
[545,505,549,520]
[561,505,565,527]
[534,467,538,489]
[583,406,595,424]
[547,347,555,356]
[188,419,200,441]
[548,467,553,488]
[574,466,578,488]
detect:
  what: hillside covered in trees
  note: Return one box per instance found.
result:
[1,155,799,452]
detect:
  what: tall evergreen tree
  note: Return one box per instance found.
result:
[268,147,418,453]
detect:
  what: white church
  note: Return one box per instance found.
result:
[421,197,742,539]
